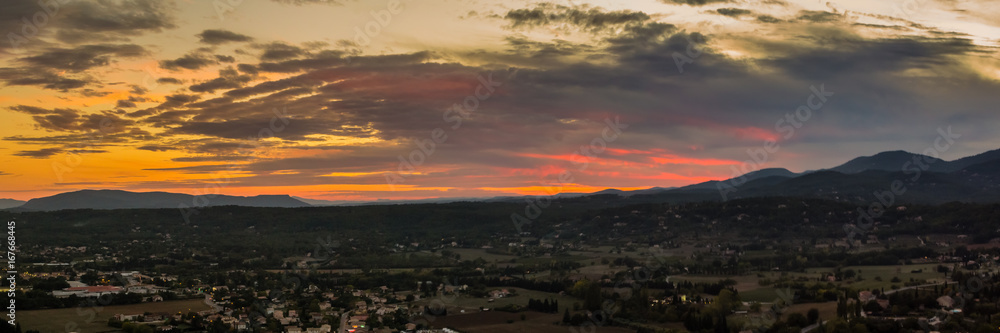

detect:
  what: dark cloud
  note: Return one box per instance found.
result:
[57,0,177,36]
[269,0,348,6]
[79,89,111,97]
[256,42,306,61]
[13,148,63,158]
[766,35,978,80]
[129,85,148,95]
[716,8,752,17]
[10,105,135,133]
[9,105,52,115]
[116,100,137,108]
[189,67,256,93]
[156,77,183,85]
[255,50,350,72]
[115,95,148,108]
[3,3,989,194]
[137,145,178,152]
[0,1,46,51]
[757,15,783,23]
[159,53,216,71]
[659,0,729,5]
[0,0,178,49]
[196,29,254,45]
[0,68,90,91]
[505,4,651,31]
[215,55,236,63]
[67,149,108,154]
[128,94,200,118]
[237,63,260,75]
[797,10,845,23]
[20,44,146,72]
[53,29,130,44]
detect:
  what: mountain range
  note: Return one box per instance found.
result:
[4,148,1000,211]
[8,190,308,212]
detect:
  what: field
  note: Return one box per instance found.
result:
[18,299,212,333]
[430,311,636,333]
[415,287,580,314]
[450,248,519,263]
[804,263,948,291]
[783,300,839,322]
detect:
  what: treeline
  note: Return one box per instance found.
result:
[526,298,559,313]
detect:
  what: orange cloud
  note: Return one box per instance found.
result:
[649,154,740,166]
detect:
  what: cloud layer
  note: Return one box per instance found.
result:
[0,0,998,200]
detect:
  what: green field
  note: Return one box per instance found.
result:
[804,263,948,291]
[415,287,580,314]
[18,299,212,333]
[449,248,519,263]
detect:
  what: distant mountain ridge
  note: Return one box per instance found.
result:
[14,190,309,211]
[655,148,1000,204]
[0,199,25,210]
[6,148,1000,211]
[826,149,1000,174]
[829,150,949,174]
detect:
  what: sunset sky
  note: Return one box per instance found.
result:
[1,0,999,201]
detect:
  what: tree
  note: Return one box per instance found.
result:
[786,312,808,328]
[712,289,739,314]
[836,297,846,318]
[807,308,819,324]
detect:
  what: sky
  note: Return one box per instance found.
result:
[0,0,998,202]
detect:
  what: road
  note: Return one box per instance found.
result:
[884,281,954,295]
[800,320,827,333]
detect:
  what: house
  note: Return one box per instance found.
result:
[144,313,166,322]
[937,295,954,308]
[114,313,141,321]
[488,289,510,298]
[53,286,123,298]
[859,291,875,303]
